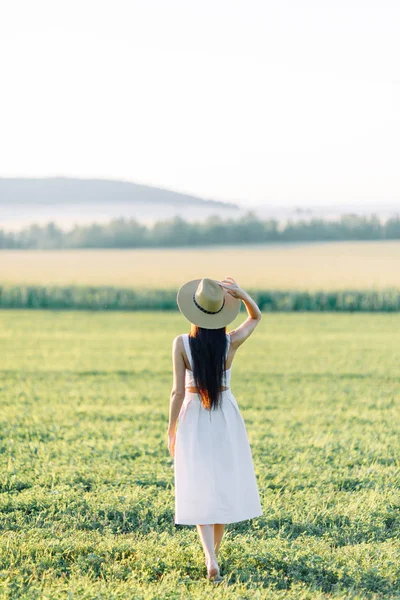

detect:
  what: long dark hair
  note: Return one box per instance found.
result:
[188,324,228,411]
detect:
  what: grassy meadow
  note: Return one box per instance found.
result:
[2,240,400,290]
[0,310,399,599]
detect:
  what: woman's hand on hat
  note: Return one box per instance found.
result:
[218,277,246,300]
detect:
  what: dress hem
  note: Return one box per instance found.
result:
[174,510,263,526]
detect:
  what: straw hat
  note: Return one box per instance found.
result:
[176,277,241,329]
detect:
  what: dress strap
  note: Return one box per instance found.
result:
[182,333,193,369]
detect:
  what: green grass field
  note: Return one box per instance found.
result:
[0,311,399,599]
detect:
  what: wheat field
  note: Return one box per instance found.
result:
[1,240,400,290]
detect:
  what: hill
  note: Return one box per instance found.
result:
[0,176,238,207]
[0,177,240,229]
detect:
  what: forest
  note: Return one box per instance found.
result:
[1,212,400,249]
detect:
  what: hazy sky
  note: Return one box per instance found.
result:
[0,0,399,206]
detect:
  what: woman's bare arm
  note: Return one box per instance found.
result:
[218,277,262,349]
[168,335,186,434]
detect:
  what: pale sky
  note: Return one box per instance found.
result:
[0,0,399,206]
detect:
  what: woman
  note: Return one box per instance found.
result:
[167,276,263,583]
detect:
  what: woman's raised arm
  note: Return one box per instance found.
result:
[218,277,262,349]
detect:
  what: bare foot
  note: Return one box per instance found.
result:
[206,555,222,581]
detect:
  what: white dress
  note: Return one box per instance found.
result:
[174,333,263,525]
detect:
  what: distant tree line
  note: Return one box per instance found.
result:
[1,212,400,249]
[1,284,400,312]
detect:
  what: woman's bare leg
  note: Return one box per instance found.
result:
[214,523,226,557]
[196,524,219,575]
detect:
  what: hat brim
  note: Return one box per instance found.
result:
[176,278,241,329]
